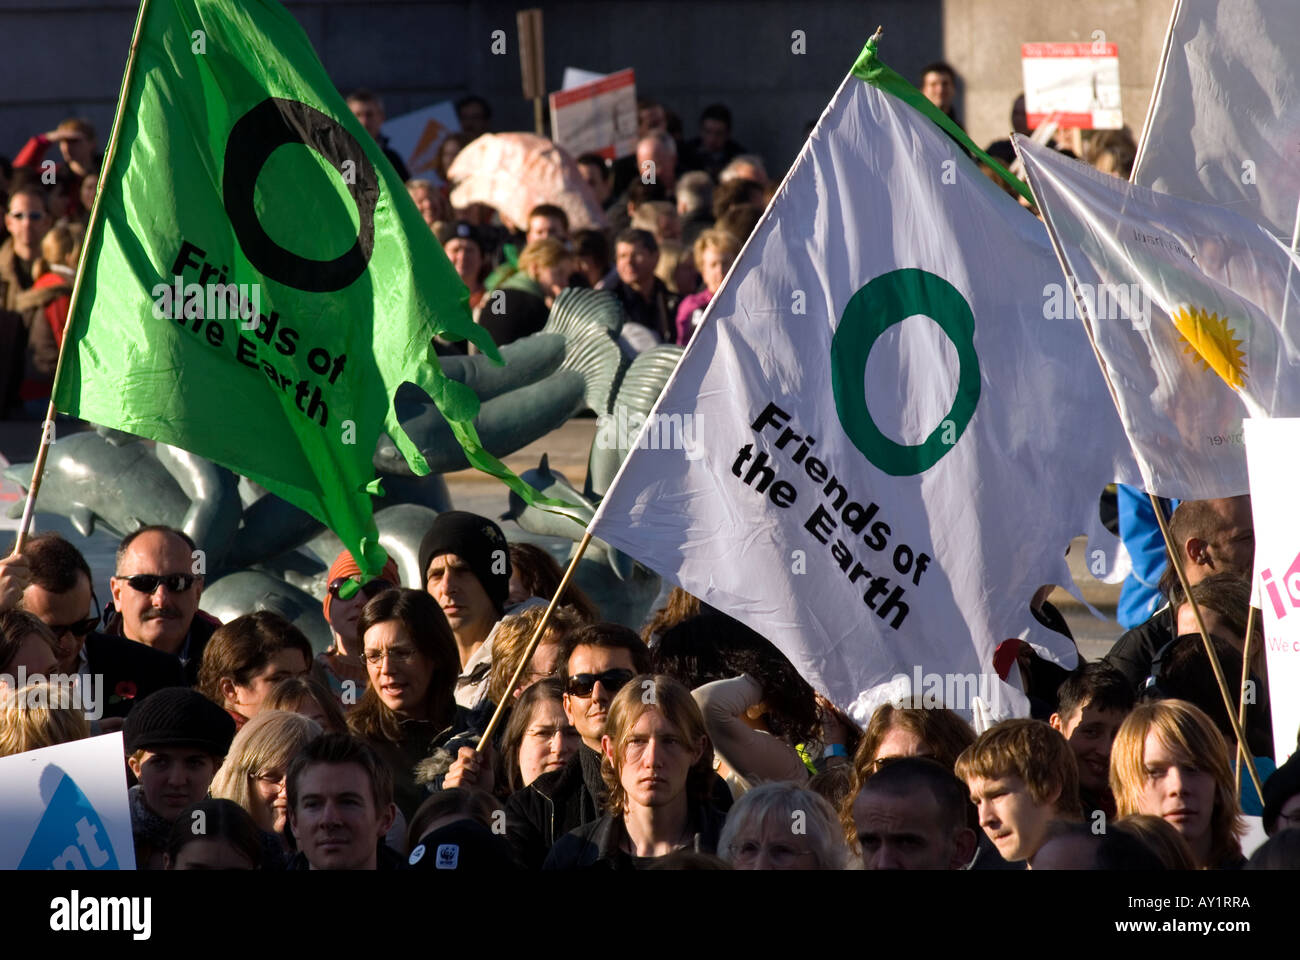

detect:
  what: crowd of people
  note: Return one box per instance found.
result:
[0,491,1295,871]
[0,65,1141,417]
[1,62,1295,873]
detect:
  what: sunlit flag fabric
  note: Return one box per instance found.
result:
[52,0,554,576]
[588,38,1137,721]
[1132,0,1300,241]
[1017,135,1300,502]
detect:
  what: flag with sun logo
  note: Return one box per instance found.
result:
[1016,135,1300,500]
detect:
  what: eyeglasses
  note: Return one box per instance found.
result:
[49,614,101,638]
[361,646,419,666]
[328,576,395,602]
[114,573,197,593]
[6,211,45,221]
[566,669,635,698]
[250,771,285,789]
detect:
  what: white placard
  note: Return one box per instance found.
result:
[562,67,607,91]
[0,732,135,870]
[1244,417,1300,764]
[549,68,637,161]
[1022,42,1122,130]
[380,101,460,183]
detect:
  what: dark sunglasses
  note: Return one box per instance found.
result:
[328,576,396,602]
[566,669,635,698]
[115,573,197,594]
[48,588,102,638]
[50,614,101,638]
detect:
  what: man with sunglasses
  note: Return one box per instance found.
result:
[502,623,652,868]
[107,525,219,686]
[15,532,184,719]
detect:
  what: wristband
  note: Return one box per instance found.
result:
[823,743,847,759]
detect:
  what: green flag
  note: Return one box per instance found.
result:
[54,0,565,577]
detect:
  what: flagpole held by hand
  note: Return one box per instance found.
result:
[474,530,594,750]
[1147,493,1264,801]
[7,0,155,559]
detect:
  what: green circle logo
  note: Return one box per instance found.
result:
[831,268,980,476]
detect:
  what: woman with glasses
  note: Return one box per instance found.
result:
[543,674,725,870]
[499,678,581,794]
[348,588,470,821]
[197,612,314,731]
[318,549,401,710]
[211,710,321,867]
[718,782,853,870]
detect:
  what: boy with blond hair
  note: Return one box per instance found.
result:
[955,718,1081,867]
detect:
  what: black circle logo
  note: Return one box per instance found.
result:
[223,98,378,293]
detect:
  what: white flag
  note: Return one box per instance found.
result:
[588,40,1137,722]
[1133,0,1300,241]
[1018,135,1300,501]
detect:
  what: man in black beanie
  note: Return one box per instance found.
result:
[122,687,236,869]
[417,511,511,709]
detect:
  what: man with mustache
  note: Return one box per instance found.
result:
[107,525,220,686]
[14,532,184,719]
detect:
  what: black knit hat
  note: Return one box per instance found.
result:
[407,819,518,872]
[123,687,236,757]
[417,511,511,614]
[1263,750,1300,835]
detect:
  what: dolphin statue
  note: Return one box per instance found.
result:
[200,570,334,654]
[586,344,685,498]
[375,288,624,476]
[5,431,192,538]
[153,443,243,574]
[304,502,440,590]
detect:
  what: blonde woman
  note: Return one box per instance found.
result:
[674,228,740,343]
[211,710,321,863]
[0,681,90,756]
[1110,700,1246,869]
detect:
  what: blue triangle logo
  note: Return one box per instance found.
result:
[19,772,121,870]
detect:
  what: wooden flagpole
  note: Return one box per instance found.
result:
[7,0,155,558]
[1234,602,1256,792]
[475,530,593,749]
[1147,493,1263,800]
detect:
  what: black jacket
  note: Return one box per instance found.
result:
[1104,604,1174,693]
[504,743,734,869]
[102,608,221,687]
[84,631,187,718]
[542,802,728,870]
